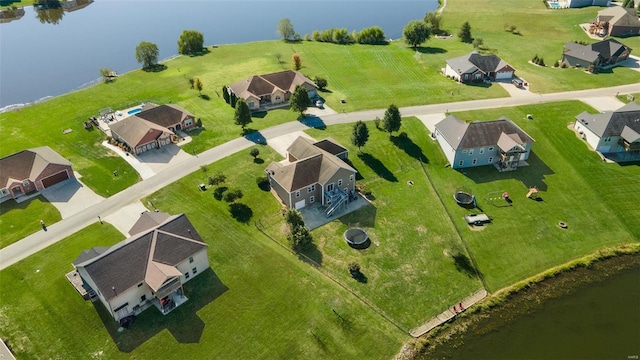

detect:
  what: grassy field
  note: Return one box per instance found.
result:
[0,195,60,248]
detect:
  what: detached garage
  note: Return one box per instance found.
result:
[0,146,74,200]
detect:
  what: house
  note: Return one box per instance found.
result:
[228,70,318,111]
[434,115,535,171]
[0,146,74,201]
[566,0,609,8]
[444,51,515,83]
[574,102,640,159]
[71,212,209,322]
[265,137,357,210]
[561,39,632,68]
[135,103,196,133]
[596,6,640,37]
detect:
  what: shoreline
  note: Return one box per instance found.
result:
[397,243,640,359]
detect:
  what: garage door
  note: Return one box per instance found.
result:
[41,170,69,188]
[294,199,306,210]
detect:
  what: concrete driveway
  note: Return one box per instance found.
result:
[617,55,640,73]
[41,174,104,219]
[305,103,338,117]
[102,201,149,236]
[496,79,534,97]
[268,131,316,157]
[103,141,192,179]
[416,113,446,134]
[580,96,626,112]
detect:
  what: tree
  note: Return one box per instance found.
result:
[223,189,243,203]
[292,53,302,70]
[288,224,313,253]
[472,37,483,49]
[348,262,361,277]
[403,20,430,49]
[289,85,310,117]
[222,85,230,104]
[35,1,64,25]
[194,77,203,95]
[622,0,634,8]
[230,92,238,108]
[208,172,226,187]
[250,148,260,159]
[234,98,252,132]
[351,120,369,152]
[277,18,295,41]
[196,118,203,127]
[458,21,473,43]
[284,208,305,229]
[314,76,328,90]
[424,11,442,34]
[382,104,402,137]
[135,41,159,69]
[177,30,204,55]
[99,68,115,83]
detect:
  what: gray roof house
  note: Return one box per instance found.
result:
[265,137,356,212]
[444,51,515,83]
[566,0,609,8]
[596,6,640,37]
[72,212,210,323]
[0,146,74,201]
[434,115,535,171]
[574,102,640,162]
[228,70,318,111]
[562,39,632,69]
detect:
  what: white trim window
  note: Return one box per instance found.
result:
[488,157,494,163]
[310,196,315,203]
[295,190,301,198]
[479,148,484,154]
[468,149,474,156]
[22,180,29,186]
[0,189,8,196]
[338,179,343,186]
[308,184,315,192]
[458,160,464,167]
[472,159,477,165]
[349,175,354,182]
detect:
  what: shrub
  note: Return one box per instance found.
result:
[256,176,270,191]
[213,187,227,201]
[348,262,361,276]
[553,60,560,67]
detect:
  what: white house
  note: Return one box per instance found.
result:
[434,115,535,171]
[574,102,640,159]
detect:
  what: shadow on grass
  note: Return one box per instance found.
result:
[465,81,493,89]
[229,202,253,223]
[186,127,205,138]
[96,268,228,352]
[299,242,323,265]
[199,94,210,100]
[300,115,326,130]
[142,64,168,73]
[244,130,267,145]
[357,152,398,182]
[343,158,364,180]
[251,111,268,119]
[318,88,333,93]
[253,158,265,164]
[452,251,479,278]
[391,132,429,163]
[350,271,368,283]
[461,152,554,191]
[338,204,377,228]
[186,47,211,57]
[414,46,447,54]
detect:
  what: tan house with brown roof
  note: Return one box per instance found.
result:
[266,137,356,213]
[0,146,74,201]
[228,70,318,110]
[72,212,209,323]
[596,6,640,37]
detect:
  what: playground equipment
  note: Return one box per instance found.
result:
[344,228,369,245]
[526,187,540,200]
[453,190,476,206]
[484,190,512,207]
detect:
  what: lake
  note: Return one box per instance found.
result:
[0,0,438,110]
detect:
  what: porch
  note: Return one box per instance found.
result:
[152,290,188,316]
[494,160,529,172]
[602,151,640,163]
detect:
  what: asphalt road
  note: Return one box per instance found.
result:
[1,83,638,270]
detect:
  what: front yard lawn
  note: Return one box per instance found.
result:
[0,195,61,249]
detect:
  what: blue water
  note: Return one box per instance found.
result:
[549,2,561,8]
[0,0,438,109]
[127,107,142,115]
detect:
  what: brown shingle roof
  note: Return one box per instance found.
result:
[228,70,317,101]
[0,146,71,189]
[136,104,194,128]
[128,211,171,236]
[109,116,173,148]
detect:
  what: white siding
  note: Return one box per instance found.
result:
[434,130,457,166]
[574,121,601,150]
[444,64,460,81]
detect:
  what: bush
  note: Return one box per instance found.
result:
[256,176,270,191]
[373,116,381,129]
[249,148,260,159]
[348,262,361,276]
[213,187,227,201]
[553,60,560,68]
[288,224,313,252]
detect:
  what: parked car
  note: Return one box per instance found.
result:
[512,78,524,88]
[315,100,324,108]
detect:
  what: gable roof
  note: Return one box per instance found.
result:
[446,51,513,75]
[267,137,355,192]
[435,115,534,150]
[75,213,207,301]
[0,146,71,189]
[563,42,600,63]
[229,70,317,101]
[136,103,194,128]
[598,6,640,27]
[591,38,629,60]
[129,211,171,236]
[564,39,631,63]
[109,116,173,148]
[576,102,640,138]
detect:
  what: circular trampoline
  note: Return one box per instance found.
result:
[454,191,475,205]
[344,228,369,245]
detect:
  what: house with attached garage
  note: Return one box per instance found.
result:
[434,115,535,171]
[228,70,318,111]
[70,212,209,323]
[265,137,356,211]
[0,146,74,201]
[561,39,632,69]
[596,6,640,37]
[444,51,515,83]
[574,102,640,161]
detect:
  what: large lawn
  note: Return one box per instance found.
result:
[0,196,61,249]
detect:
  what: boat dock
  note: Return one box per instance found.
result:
[410,289,487,337]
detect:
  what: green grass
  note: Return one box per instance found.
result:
[0,150,406,359]
[0,196,61,248]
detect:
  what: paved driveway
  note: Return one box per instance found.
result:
[41,175,104,219]
[103,141,192,179]
[580,96,626,112]
[416,113,446,134]
[496,80,534,97]
[103,201,149,236]
[267,131,316,157]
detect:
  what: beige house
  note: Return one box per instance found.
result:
[228,70,318,110]
[266,137,356,214]
[0,146,74,201]
[596,7,640,37]
[71,212,209,323]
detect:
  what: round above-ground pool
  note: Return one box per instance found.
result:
[344,228,368,245]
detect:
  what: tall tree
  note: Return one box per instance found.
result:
[289,85,309,117]
[277,18,295,40]
[351,120,370,152]
[222,85,230,104]
[177,30,204,55]
[135,41,159,69]
[292,53,302,70]
[424,11,442,34]
[234,98,252,133]
[458,21,473,43]
[403,20,431,48]
[382,104,402,137]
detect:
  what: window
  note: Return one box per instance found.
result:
[327,183,334,192]
[458,160,464,167]
[185,272,190,279]
[22,180,29,186]
[0,189,7,196]
[488,147,494,151]
[248,101,254,108]
[192,267,198,275]
[295,190,300,198]
[349,175,354,182]
[338,179,343,186]
[462,149,468,153]
[275,95,281,101]
[468,149,474,155]
[479,148,484,154]
[137,282,143,288]
[189,256,194,264]
[472,159,477,165]
[488,157,494,163]
[308,184,315,192]
[310,196,315,203]
[344,188,348,194]
[185,119,193,126]
[140,295,146,303]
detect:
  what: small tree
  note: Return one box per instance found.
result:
[289,85,310,117]
[351,120,369,152]
[424,11,442,34]
[222,85,230,104]
[284,208,305,229]
[208,172,226,187]
[275,52,282,65]
[230,92,238,108]
[234,98,252,133]
[382,104,402,137]
[288,224,313,253]
[314,76,328,90]
[348,262,361,277]
[99,68,115,83]
[177,30,204,55]
[223,189,243,203]
[194,77,203,95]
[135,41,159,69]
[472,37,483,49]
[292,53,302,71]
[277,18,295,40]
[458,21,472,43]
[403,20,430,49]
[250,148,260,159]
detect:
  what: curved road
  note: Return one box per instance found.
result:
[1,83,638,270]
